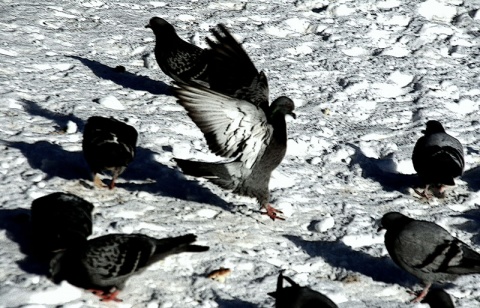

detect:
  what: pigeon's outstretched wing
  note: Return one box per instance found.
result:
[173,82,273,169]
[206,24,269,112]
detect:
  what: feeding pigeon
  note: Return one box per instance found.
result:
[82,116,138,189]
[173,24,295,221]
[267,272,338,308]
[412,120,464,198]
[421,288,455,308]
[49,233,209,302]
[145,17,209,83]
[31,192,93,256]
[378,212,480,302]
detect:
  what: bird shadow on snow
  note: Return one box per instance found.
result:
[460,165,480,192]
[0,208,49,275]
[21,99,85,132]
[452,208,480,246]
[3,140,230,210]
[347,144,419,194]
[120,147,232,211]
[67,55,172,96]
[284,235,417,288]
[214,297,257,308]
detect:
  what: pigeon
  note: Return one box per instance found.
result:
[378,212,480,302]
[145,17,209,83]
[412,120,464,198]
[267,272,338,308]
[82,116,138,189]
[31,192,93,256]
[421,288,455,308]
[173,24,295,221]
[49,233,209,302]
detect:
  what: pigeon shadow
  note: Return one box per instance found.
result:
[284,235,417,288]
[215,297,257,308]
[120,147,232,211]
[0,208,49,275]
[67,55,172,96]
[348,144,418,194]
[21,99,85,132]
[461,166,480,192]
[452,208,480,246]
[4,140,89,181]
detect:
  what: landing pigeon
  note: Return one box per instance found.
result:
[145,17,209,83]
[82,116,138,189]
[173,24,295,221]
[412,120,464,198]
[378,212,480,302]
[31,192,93,256]
[49,233,209,302]
[421,288,455,308]
[267,272,338,308]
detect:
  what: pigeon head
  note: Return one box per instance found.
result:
[378,212,413,232]
[423,120,446,135]
[145,17,176,37]
[270,96,296,119]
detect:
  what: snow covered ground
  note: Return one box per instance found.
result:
[0,0,480,307]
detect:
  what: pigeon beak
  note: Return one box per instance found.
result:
[377,226,385,232]
[289,112,297,119]
[374,218,384,232]
[145,24,151,29]
[267,291,278,299]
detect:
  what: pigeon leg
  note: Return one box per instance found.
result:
[414,185,431,199]
[109,168,123,189]
[89,288,123,302]
[262,204,285,221]
[93,174,107,188]
[410,284,431,303]
[108,177,116,190]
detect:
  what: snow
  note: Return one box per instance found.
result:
[1,0,480,307]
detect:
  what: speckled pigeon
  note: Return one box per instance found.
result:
[268,272,338,308]
[412,120,464,198]
[49,233,209,302]
[145,17,209,83]
[378,212,480,302]
[82,116,138,189]
[421,288,455,308]
[173,24,295,221]
[31,192,93,256]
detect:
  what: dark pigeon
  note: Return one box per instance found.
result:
[412,120,464,198]
[31,192,93,256]
[268,272,338,308]
[145,17,209,83]
[173,24,295,221]
[49,233,209,302]
[378,212,480,302]
[421,288,455,308]
[82,116,138,189]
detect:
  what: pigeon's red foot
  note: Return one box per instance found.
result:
[262,204,285,221]
[414,184,431,200]
[89,288,122,302]
[409,284,431,303]
[108,179,116,190]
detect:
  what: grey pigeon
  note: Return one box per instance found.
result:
[173,24,295,221]
[378,212,480,302]
[206,24,269,109]
[412,120,464,198]
[421,288,455,308]
[267,272,338,308]
[31,192,93,256]
[82,116,138,189]
[145,17,209,83]
[49,233,209,302]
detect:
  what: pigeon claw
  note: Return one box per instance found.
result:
[409,284,431,303]
[89,288,123,302]
[413,185,432,200]
[93,174,108,189]
[262,204,285,221]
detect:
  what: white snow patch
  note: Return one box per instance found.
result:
[342,47,368,57]
[97,95,125,110]
[65,121,77,134]
[388,71,414,87]
[28,282,82,304]
[264,26,292,38]
[196,208,218,218]
[285,18,311,33]
[178,14,196,22]
[381,44,410,57]
[286,44,313,56]
[444,99,478,115]
[331,4,356,16]
[270,170,296,189]
[396,159,416,174]
[376,0,401,9]
[149,1,166,7]
[373,83,407,98]
[0,48,19,57]
[341,233,384,248]
[418,0,457,22]
[314,216,335,232]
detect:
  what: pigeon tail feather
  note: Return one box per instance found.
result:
[175,158,238,190]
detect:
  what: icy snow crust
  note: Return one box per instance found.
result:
[0,0,479,307]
